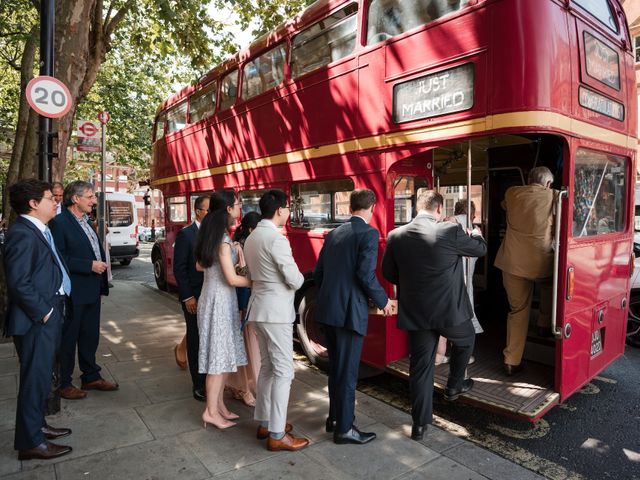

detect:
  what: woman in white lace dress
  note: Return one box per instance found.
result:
[195,191,250,429]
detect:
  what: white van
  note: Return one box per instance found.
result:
[105,192,139,266]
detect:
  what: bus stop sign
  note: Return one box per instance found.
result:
[98,111,111,125]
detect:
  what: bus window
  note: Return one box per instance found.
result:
[167,196,188,223]
[367,0,470,45]
[166,102,188,134]
[220,70,238,110]
[573,0,619,33]
[572,149,627,237]
[154,114,166,142]
[291,179,354,228]
[189,81,217,123]
[440,185,483,221]
[242,45,287,100]
[239,189,267,215]
[291,3,358,79]
[394,176,428,226]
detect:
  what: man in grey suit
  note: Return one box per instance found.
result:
[382,191,486,441]
[243,190,310,452]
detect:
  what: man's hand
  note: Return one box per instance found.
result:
[92,261,108,274]
[382,299,394,316]
[42,312,51,324]
[184,297,197,315]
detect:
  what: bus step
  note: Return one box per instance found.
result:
[386,353,559,421]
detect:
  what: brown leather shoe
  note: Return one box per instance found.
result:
[81,378,119,391]
[18,441,72,460]
[42,423,71,440]
[59,385,87,400]
[257,423,293,440]
[174,343,187,370]
[267,433,310,451]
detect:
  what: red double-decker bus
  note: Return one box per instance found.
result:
[150,0,637,421]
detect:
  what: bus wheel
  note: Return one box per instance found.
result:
[153,256,167,291]
[120,259,132,266]
[627,294,640,348]
[296,287,329,370]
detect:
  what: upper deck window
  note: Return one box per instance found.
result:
[572,149,626,237]
[166,102,188,134]
[220,70,239,111]
[291,4,358,79]
[367,0,470,45]
[242,45,287,100]
[154,114,166,142]
[635,36,640,63]
[189,81,217,123]
[573,0,619,33]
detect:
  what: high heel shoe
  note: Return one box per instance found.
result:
[202,413,236,430]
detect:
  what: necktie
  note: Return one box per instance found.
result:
[44,228,72,296]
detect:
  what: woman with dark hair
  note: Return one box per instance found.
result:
[226,211,261,406]
[195,191,250,429]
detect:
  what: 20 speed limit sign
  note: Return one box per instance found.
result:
[26,76,72,118]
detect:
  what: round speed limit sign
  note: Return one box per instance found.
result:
[26,76,72,118]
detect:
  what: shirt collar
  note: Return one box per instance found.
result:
[352,215,369,224]
[416,211,438,221]
[195,220,201,229]
[20,214,47,232]
[261,219,278,230]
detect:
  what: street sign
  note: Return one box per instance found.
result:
[26,75,72,118]
[98,111,111,124]
[76,120,101,152]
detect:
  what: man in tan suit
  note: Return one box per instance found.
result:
[243,189,309,452]
[494,166,557,375]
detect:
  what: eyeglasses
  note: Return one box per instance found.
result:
[281,205,290,210]
[79,194,96,200]
[233,201,243,206]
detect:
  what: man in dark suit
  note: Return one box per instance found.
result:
[50,181,117,400]
[173,195,209,401]
[382,191,486,441]
[314,189,392,445]
[4,179,72,460]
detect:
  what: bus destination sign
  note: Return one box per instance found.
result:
[393,63,474,124]
[579,86,624,121]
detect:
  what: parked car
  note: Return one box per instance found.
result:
[138,226,152,242]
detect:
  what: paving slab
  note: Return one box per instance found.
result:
[1,466,55,480]
[55,381,151,418]
[135,397,212,438]
[0,343,15,359]
[0,429,20,477]
[444,442,545,480]
[288,378,329,406]
[0,399,16,432]
[0,376,17,401]
[396,455,488,480]
[54,436,210,480]
[104,356,184,383]
[0,358,19,378]
[217,450,354,480]
[136,373,193,403]
[20,408,153,470]
[304,423,438,480]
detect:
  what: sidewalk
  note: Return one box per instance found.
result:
[0,281,543,480]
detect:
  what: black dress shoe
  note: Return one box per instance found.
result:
[411,424,427,441]
[325,417,336,433]
[504,363,524,376]
[18,441,72,461]
[193,388,206,402]
[443,378,474,401]
[333,426,376,445]
[42,423,71,440]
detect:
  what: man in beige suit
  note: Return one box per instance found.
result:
[243,189,309,452]
[495,166,557,375]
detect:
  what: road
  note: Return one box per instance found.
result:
[114,244,640,480]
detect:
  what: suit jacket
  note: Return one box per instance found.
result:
[244,220,304,324]
[4,217,65,336]
[381,214,487,331]
[494,184,556,279]
[313,217,388,336]
[50,208,108,305]
[173,222,204,301]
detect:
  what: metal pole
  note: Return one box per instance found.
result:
[98,123,107,248]
[38,0,55,182]
[466,141,472,290]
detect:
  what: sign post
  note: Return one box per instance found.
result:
[98,111,110,248]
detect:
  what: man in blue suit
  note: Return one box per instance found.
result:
[50,181,117,400]
[314,189,392,444]
[173,195,209,401]
[4,179,72,460]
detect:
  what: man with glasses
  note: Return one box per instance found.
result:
[50,181,117,400]
[243,190,309,451]
[4,179,73,460]
[173,195,210,401]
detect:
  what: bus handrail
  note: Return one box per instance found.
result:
[552,189,567,340]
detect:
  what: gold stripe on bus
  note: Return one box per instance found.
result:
[151,110,636,187]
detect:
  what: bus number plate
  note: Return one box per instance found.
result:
[591,330,602,357]
[393,63,475,124]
